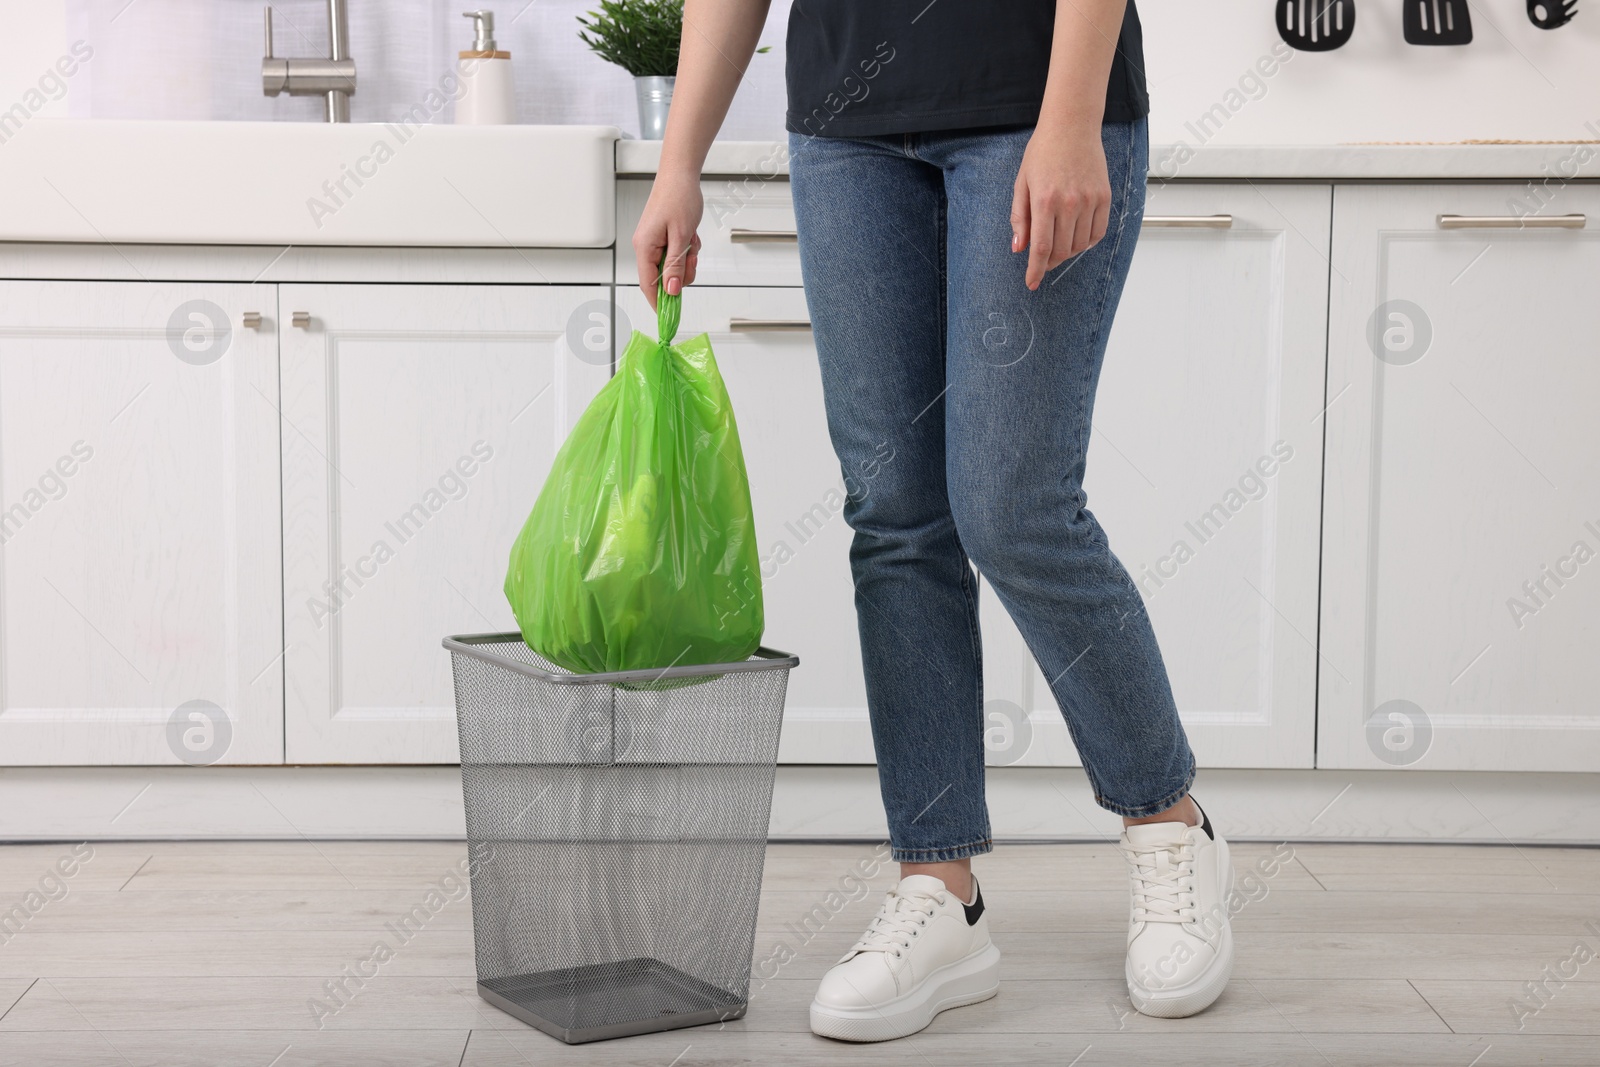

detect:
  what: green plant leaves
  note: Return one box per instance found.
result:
[576,0,684,78]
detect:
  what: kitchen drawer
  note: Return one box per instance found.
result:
[616,177,801,287]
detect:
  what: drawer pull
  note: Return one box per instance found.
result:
[729,318,812,332]
[1143,214,1233,228]
[241,311,262,329]
[291,311,311,329]
[729,228,799,243]
[1437,213,1586,229]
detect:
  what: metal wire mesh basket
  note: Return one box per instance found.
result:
[443,633,797,1044]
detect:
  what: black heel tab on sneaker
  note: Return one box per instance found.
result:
[963,879,984,926]
[1197,802,1215,841]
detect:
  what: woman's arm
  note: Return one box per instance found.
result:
[1012,0,1130,291]
[633,0,773,307]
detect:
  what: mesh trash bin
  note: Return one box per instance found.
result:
[443,632,797,1044]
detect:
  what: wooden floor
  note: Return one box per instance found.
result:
[1,839,1597,1066]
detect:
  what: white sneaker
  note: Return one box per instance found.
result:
[1119,801,1235,1018]
[809,874,1000,1042]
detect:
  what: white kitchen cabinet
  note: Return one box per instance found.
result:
[617,286,874,762]
[1319,184,1600,771]
[6,170,1591,784]
[980,184,1333,769]
[279,283,610,763]
[0,281,283,765]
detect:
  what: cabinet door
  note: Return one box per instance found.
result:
[0,281,283,765]
[618,287,874,762]
[280,284,610,763]
[1320,184,1600,771]
[981,184,1332,769]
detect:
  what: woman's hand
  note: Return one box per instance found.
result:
[1010,124,1112,291]
[633,0,770,306]
[633,172,705,309]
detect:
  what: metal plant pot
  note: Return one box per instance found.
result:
[633,75,675,140]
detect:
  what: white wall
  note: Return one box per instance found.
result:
[3,0,1598,143]
[0,0,71,118]
[1139,0,1600,145]
[15,0,789,139]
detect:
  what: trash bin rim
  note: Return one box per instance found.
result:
[442,632,799,686]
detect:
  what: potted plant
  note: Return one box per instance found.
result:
[578,0,767,139]
[577,0,685,139]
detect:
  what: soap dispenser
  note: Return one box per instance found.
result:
[456,10,517,124]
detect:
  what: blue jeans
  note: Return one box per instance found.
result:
[788,119,1195,863]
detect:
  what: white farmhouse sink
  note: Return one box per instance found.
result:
[0,119,619,247]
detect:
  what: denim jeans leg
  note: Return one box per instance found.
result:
[934,118,1196,818]
[788,131,993,863]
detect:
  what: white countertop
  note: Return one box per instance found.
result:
[618,138,1600,181]
[3,120,1595,249]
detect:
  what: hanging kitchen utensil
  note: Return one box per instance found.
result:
[1526,0,1578,27]
[1277,0,1358,50]
[1403,0,1474,43]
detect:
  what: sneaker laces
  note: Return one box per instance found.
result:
[846,888,944,958]
[1122,838,1197,925]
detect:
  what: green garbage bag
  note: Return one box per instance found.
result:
[505,283,764,674]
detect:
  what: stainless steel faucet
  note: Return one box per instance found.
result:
[262,0,356,122]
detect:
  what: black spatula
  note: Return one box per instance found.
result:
[1526,0,1577,28]
[1403,0,1474,43]
[1277,0,1358,50]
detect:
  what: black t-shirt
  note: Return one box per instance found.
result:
[784,1,1149,138]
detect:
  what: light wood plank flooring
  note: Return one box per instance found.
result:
[1,840,1597,1065]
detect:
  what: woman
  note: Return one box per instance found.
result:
[634,0,1235,1039]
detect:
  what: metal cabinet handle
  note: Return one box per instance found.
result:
[1437,214,1586,229]
[242,312,262,329]
[729,318,812,332]
[729,228,799,243]
[291,312,311,329]
[1142,214,1234,228]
